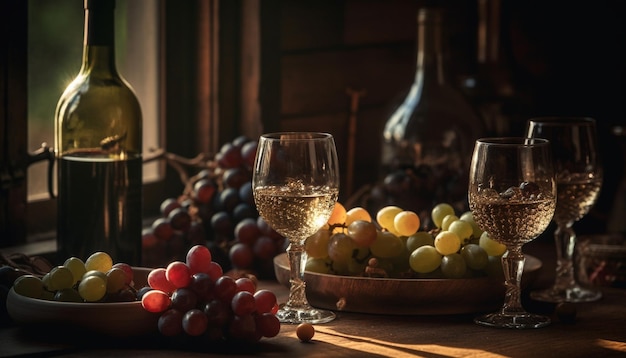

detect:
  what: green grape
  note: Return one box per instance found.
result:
[479,231,507,256]
[409,245,442,273]
[376,206,402,235]
[353,245,370,263]
[347,220,377,248]
[441,214,459,231]
[441,253,467,278]
[305,229,331,259]
[85,251,113,273]
[83,270,108,284]
[431,203,455,228]
[106,267,127,294]
[406,231,434,252]
[47,266,75,291]
[347,258,367,275]
[434,230,461,255]
[78,275,107,302]
[13,275,44,299]
[370,231,405,259]
[305,257,331,274]
[54,288,84,302]
[63,257,87,285]
[485,255,505,280]
[460,244,489,270]
[345,207,372,226]
[448,220,473,243]
[459,211,484,239]
[393,211,421,237]
[41,272,51,291]
[327,233,355,268]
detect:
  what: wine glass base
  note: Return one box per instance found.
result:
[530,285,602,303]
[276,303,336,324]
[474,312,551,329]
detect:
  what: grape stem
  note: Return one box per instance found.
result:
[143,147,218,193]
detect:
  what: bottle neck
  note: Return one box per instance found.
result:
[415,8,447,87]
[81,0,117,76]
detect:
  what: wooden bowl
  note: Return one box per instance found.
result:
[274,253,542,315]
[6,267,159,337]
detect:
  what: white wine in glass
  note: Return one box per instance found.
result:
[253,132,339,324]
[526,117,603,303]
[469,137,556,329]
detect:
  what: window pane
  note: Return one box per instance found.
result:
[27,0,160,201]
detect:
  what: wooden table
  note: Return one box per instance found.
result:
[2,240,626,357]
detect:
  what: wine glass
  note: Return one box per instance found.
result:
[469,137,556,329]
[252,132,340,324]
[526,117,603,303]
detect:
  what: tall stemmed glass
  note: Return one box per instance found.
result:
[469,138,556,329]
[526,117,603,303]
[252,132,339,324]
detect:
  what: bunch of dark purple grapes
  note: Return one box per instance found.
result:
[142,136,286,279]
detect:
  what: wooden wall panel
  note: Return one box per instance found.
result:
[281,1,345,52]
[280,46,414,116]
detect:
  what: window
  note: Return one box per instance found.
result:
[2,0,241,248]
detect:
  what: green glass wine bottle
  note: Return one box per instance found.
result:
[54,0,142,265]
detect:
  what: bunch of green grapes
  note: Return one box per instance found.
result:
[12,252,137,303]
[304,202,507,279]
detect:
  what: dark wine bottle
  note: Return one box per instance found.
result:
[54,0,142,265]
[377,7,486,217]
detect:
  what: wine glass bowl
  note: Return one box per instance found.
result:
[526,117,603,303]
[469,137,556,329]
[252,132,340,324]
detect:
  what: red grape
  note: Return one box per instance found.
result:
[217,142,243,168]
[207,261,223,281]
[182,308,208,336]
[256,313,280,338]
[204,299,232,326]
[253,289,277,314]
[158,309,183,336]
[160,197,181,217]
[152,217,174,241]
[253,236,277,260]
[166,261,191,288]
[171,287,199,312]
[234,218,261,246]
[240,141,258,168]
[189,272,215,301]
[214,276,237,303]
[229,243,254,269]
[231,291,256,316]
[186,244,212,274]
[228,314,258,342]
[147,268,176,294]
[235,277,256,294]
[168,207,192,232]
[223,167,250,189]
[193,178,216,204]
[219,187,241,213]
[141,289,171,313]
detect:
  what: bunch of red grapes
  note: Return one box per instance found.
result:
[142,136,286,279]
[141,245,281,342]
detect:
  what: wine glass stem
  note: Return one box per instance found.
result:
[553,224,577,289]
[501,246,526,315]
[286,241,309,308]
